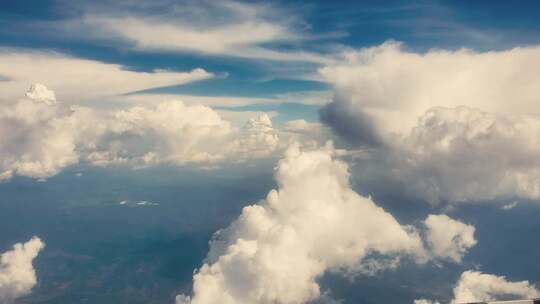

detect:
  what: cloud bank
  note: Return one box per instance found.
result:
[0,84,326,180]
[320,43,540,203]
[176,145,475,304]
[0,237,45,303]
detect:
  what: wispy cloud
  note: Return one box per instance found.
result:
[60,0,334,64]
[0,48,212,102]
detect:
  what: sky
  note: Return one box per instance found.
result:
[1,1,540,304]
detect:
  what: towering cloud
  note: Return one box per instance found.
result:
[320,43,540,203]
[175,144,481,304]
[320,42,540,141]
[0,237,45,303]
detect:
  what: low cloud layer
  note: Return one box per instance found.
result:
[320,43,540,204]
[416,270,540,304]
[176,145,475,304]
[0,237,45,303]
[0,84,325,181]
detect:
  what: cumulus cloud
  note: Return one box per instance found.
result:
[176,144,437,304]
[0,237,45,303]
[88,100,234,166]
[0,84,102,180]
[320,42,540,203]
[0,84,327,180]
[424,214,476,263]
[452,271,540,303]
[320,42,540,139]
[0,48,212,102]
[393,106,540,203]
[417,270,540,304]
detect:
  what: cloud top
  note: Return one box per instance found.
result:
[176,144,480,304]
[0,237,45,303]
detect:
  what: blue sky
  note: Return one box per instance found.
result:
[2,0,540,110]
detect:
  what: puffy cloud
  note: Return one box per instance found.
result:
[417,270,540,304]
[0,237,45,303]
[320,42,540,203]
[320,42,540,140]
[224,114,280,159]
[452,271,540,303]
[0,48,212,102]
[424,214,476,263]
[0,84,326,180]
[176,144,429,304]
[88,100,233,166]
[0,84,102,180]
[394,106,540,203]
[24,83,56,106]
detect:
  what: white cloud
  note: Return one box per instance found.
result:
[452,271,540,303]
[0,48,212,102]
[501,201,519,210]
[0,237,45,303]
[176,144,429,304]
[89,100,234,166]
[320,42,540,138]
[424,214,476,263]
[0,84,102,180]
[75,1,332,64]
[320,42,540,203]
[394,106,540,203]
[0,84,326,180]
[414,299,439,304]
[415,270,540,304]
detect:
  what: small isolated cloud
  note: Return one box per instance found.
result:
[176,144,433,304]
[424,214,476,263]
[0,237,45,303]
[414,299,440,304]
[501,201,519,210]
[118,200,159,207]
